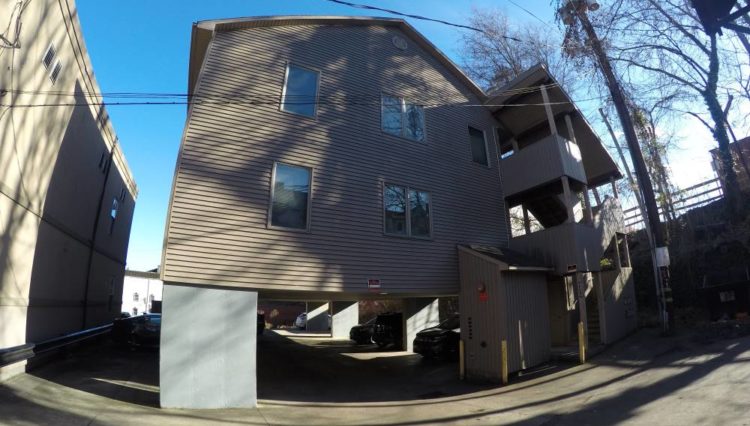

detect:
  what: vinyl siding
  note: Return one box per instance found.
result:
[163,24,508,295]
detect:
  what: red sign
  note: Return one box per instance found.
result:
[479,290,488,302]
[368,279,381,290]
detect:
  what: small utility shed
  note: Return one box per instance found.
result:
[458,245,552,382]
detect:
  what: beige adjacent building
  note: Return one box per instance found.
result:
[160,16,636,408]
[0,0,137,380]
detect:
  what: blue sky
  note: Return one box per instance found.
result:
[76,1,715,271]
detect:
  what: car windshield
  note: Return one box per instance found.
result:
[438,315,460,330]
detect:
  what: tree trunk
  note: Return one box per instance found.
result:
[704,32,741,219]
[575,8,674,332]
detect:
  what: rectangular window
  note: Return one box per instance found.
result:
[42,44,56,69]
[469,126,489,166]
[381,95,425,141]
[384,184,407,235]
[280,64,320,117]
[109,198,119,234]
[50,60,63,85]
[270,162,312,230]
[384,184,431,238]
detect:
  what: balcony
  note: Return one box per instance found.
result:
[509,197,624,275]
[500,135,586,199]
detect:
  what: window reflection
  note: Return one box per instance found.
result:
[271,163,311,229]
[409,190,430,237]
[281,65,319,117]
[384,184,407,235]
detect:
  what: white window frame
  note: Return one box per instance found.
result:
[382,182,433,239]
[280,63,321,118]
[468,126,491,168]
[267,161,314,232]
[380,94,426,142]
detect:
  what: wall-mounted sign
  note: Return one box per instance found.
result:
[368,279,381,290]
[567,264,577,272]
[478,281,488,302]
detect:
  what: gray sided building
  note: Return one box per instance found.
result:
[161,16,637,408]
[0,0,137,380]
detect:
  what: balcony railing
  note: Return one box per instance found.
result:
[501,135,586,199]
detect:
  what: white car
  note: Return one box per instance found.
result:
[295,312,332,329]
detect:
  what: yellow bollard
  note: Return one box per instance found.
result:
[501,339,508,385]
[578,321,586,364]
[459,340,465,380]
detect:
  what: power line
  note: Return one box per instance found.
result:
[325,0,522,42]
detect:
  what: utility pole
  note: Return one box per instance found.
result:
[560,0,674,333]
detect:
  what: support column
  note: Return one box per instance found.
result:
[610,176,619,199]
[160,284,257,409]
[540,84,558,136]
[576,273,589,351]
[592,186,602,205]
[403,298,440,352]
[562,176,575,223]
[522,206,531,234]
[583,186,593,223]
[306,301,330,332]
[331,301,358,339]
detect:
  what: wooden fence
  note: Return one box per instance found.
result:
[623,178,723,229]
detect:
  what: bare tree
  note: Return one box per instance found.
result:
[603,0,748,218]
[460,7,583,92]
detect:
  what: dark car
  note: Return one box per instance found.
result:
[130,314,161,348]
[413,314,460,360]
[112,314,161,349]
[371,312,403,349]
[349,317,376,344]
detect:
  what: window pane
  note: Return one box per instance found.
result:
[382,95,403,136]
[281,65,319,117]
[469,127,488,165]
[409,190,431,237]
[404,103,425,141]
[271,163,311,229]
[384,185,407,235]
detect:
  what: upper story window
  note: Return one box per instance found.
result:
[280,64,320,117]
[109,198,119,234]
[269,162,312,231]
[384,184,431,238]
[133,292,139,302]
[49,61,63,85]
[381,95,425,142]
[42,44,56,69]
[469,126,489,166]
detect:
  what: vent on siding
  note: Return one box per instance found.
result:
[49,61,62,85]
[42,44,56,69]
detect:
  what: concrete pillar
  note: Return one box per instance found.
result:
[564,114,578,144]
[522,206,531,234]
[160,284,257,409]
[402,298,440,352]
[331,301,359,339]
[306,301,330,332]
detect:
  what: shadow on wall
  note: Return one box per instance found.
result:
[24,82,122,344]
[163,23,506,299]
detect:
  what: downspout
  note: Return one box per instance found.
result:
[81,139,117,329]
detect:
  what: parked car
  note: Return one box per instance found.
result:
[349,317,376,344]
[413,314,460,360]
[295,312,332,329]
[112,314,161,349]
[371,312,403,349]
[257,313,265,335]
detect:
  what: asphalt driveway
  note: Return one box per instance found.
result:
[1,328,749,425]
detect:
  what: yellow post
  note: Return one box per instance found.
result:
[459,340,465,380]
[578,321,586,364]
[501,339,508,385]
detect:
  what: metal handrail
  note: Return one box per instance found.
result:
[0,323,112,368]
